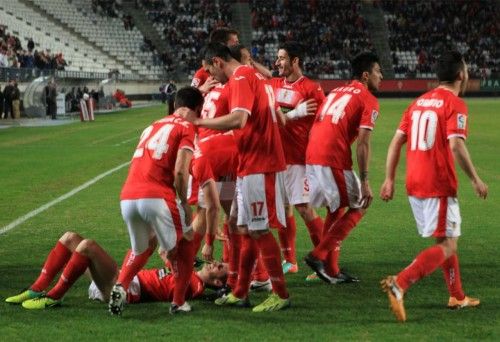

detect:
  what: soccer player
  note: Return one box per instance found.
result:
[190,42,290,312]
[108,86,204,315]
[6,232,228,310]
[379,50,488,322]
[270,41,324,274]
[304,52,383,284]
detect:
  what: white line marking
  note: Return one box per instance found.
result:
[0,161,130,235]
[114,137,137,146]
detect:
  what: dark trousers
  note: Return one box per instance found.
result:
[4,100,12,118]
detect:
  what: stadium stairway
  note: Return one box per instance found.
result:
[360,1,395,79]
[18,0,129,74]
[231,2,253,48]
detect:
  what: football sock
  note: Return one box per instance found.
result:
[256,232,289,299]
[278,215,296,263]
[233,235,258,299]
[312,209,363,260]
[227,231,241,289]
[305,216,323,247]
[117,246,154,290]
[441,253,465,300]
[47,252,89,300]
[322,208,345,236]
[397,245,447,291]
[325,241,342,276]
[222,221,230,263]
[172,239,195,306]
[31,241,72,292]
[252,253,269,282]
[192,231,204,255]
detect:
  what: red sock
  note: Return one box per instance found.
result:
[172,239,195,306]
[31,241,72,292]
[325,241,342,276]
[227,232,241,289]
[252,253,269,282]
[255,232,289,299]
[222,222,230,263]
[441,254,465,300]
[322,208,345,236]
[312,209,363,260]
[233,235,258,299]
[278,215,295,263]
[192,231,204,255]
[117,246,154,290]
[306,216,323,247]
[47,252,89,299]
[397,245,447,291]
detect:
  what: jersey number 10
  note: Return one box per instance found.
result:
[410,110,438,151]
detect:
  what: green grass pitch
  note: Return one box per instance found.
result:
[0,99,498,340]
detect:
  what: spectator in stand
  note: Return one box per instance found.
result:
[11,81,21,119]
[3,79,14,119]
[0,85,3,119]
[27,38,35,52]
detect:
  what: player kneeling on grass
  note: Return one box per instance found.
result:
[379,50,488,322]
[6,232,228,310]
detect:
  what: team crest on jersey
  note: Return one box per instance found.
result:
[277,89,296,106]
[371,110,379,124]
[457,113,466,129]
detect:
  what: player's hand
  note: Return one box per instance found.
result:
[199,77,219,94]
[182,202,193,226]
[303,99,318,116]
[472,178,488,199]
[201,243,214,262]
[359,180,373,209]
[380,179,395,202]
[216,230,228,241]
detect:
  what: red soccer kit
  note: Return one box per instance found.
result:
[270,76,325,165]
[228,65,286,176]
[191,67,210,88]
[127,268,204,303]
[398,88,468,198]
[306,80,380,170]
[120,114,195,200]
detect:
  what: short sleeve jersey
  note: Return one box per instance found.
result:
[398,87,468,197]
[192,133,239,187]
[198,83,230,140]
[120,115,195,200]
[131,268,204,303]
[270,76,325,165]
[306,80,380,170]
[228,65,286,176]
[191,67,210,88]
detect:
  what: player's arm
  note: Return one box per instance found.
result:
[282,99,318,122]
[251,59,272,79]
[201,179,221,261]
[174,148,194,226]
[198,77,219,95]
[449,137,488,199]
[356,128,373,209]
[195,110,248,130]
[380,131,407,201]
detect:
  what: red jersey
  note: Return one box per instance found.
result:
[398,88,468,197]
[198,84,230,140]
[306,80,379,170]
[192,133,238,187]
[191,67,210,88]
[128,268,204,303]
[120,115,195,200]
[270,76,325,165]
[228,65,286,176]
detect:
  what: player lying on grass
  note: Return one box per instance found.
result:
[5,231,228,311]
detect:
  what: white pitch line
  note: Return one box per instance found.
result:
[113,137,137,146]
[0,161,130,235]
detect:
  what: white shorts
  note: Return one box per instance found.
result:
[307,165,362,212]
[284,165,310,205]
[120,198,191,253]
[409,196,461,238]
[198,181,236,209]
[235,172,286,231]
[88,276,141,303]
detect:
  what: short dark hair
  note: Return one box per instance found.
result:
[174,86,204,111]
[436,50,465,83]
[229,44,247,63]
[204,43,233,65]
[209,27,239,45]
[351,52,380,79]
[278,41,304,68]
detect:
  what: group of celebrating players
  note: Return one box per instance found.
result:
[6,27,488,322]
